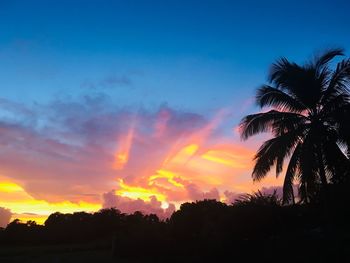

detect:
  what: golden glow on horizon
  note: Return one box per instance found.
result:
[12,214,51,225]
[0,180,101,225]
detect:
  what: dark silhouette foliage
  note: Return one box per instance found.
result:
[1,194,349,262]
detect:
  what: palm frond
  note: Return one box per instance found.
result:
[320,92,350,118]
[252,130,301,181]
[323,102,350,149]
[308,49,344,90]
[269,58,323,108]
[234,190,281,207]
[271,115,308,137]
[269,57,301,88]
[239,110,306,140]
[313,48,344,70]
[323,138,349,184]
[256,85,307,112]
[323,58,350,100]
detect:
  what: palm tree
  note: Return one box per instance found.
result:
[234,190,282,207]
[239,48,350,204]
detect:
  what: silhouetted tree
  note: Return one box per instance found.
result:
[239,48,350,203]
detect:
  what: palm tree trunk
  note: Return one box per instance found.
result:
[291,188,295,204]
[316,145,333,240]
[316,146,327,187]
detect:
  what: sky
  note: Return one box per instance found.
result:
[0,0,349,226]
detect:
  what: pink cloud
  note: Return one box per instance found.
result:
[186,183,220,201]
[102,191,175,219]
[0,207,12,228]
[223,190,241,204]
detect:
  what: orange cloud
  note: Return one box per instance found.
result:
[113,117,137,169]
[105,109,267,206]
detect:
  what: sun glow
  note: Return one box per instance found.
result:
[116,179,166,201]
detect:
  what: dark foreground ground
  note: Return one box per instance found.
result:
[0,245,113,263]
[1,237,350,263]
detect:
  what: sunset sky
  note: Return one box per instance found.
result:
[0,0,349,226]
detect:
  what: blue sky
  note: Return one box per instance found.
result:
[1,0,349,116]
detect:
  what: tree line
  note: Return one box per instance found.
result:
[0,190,349,261]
